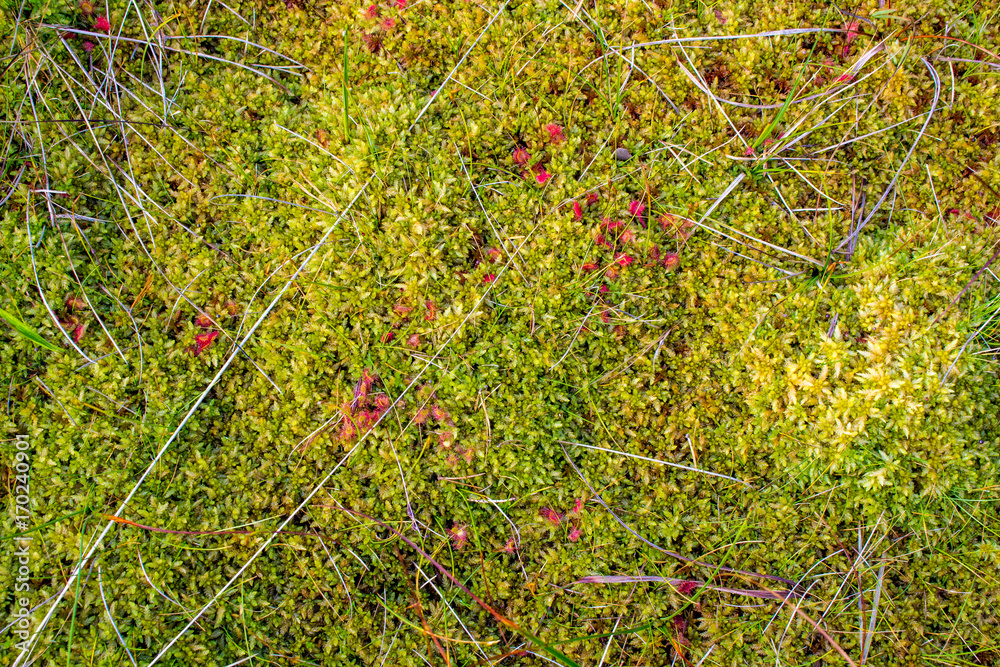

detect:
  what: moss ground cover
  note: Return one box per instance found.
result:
[2,0,1000,664]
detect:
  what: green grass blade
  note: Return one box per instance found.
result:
[0,307,63,353]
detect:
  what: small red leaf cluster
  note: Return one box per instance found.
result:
[339,369,394,442]
[61,295,88,343]
[383,296,436,349]
[499,537,517,554]
[544,123,564,144]
[188,310,223,356]
[512,122,567,184]
[193,330,219,355]
[360,0,407,52]
[539,498,586,542]
[449,524,469,550]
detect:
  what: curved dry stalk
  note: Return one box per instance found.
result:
[136,547,192,612]
[24,194,95,362]
[836,58,941,253]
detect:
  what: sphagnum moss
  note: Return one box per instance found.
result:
[2,0,999,665]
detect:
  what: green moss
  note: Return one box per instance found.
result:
[2,0,999,664]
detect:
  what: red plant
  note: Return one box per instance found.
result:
[449,525,469,550]
[615,253,634,267]
[366,4,378,18]
[539,507,563,526]
[360,368,377,395]
[628,200,645,217]
[439,430,455,446]
[662,253,680,270]
[535,169,552,185]
[72,323,87,343]
[396,0,406,7]
[381,331,394,343]
[581,262,599,272]
[482,273,497,284]
[512,148,530,165]
[675,580,699,595]
[424,299,437,321]
[361,31,383,54]
[193,330,219,355]
[381,17,396,30]
[355,410,375,429]
[570,498,584,514]
[573,201,583,220]
[499,537,517,554]
[340,421,356,441]
[83,41,95,52]
[544,123,564,144]
[94,15,111,32]
[585,192,599,205]
[568,526,582,542]
[407,333,420,347]
[194,314,213,329]
[843,20,861,55]
[485,247,501,262]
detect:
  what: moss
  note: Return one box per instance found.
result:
[2,0,999,664]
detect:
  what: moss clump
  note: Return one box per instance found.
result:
[2,0,999,665]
